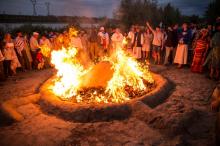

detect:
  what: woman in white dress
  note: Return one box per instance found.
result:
[3,33,21,75]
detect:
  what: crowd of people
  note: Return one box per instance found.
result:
[0,18,220,81]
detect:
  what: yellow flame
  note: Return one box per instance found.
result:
[104,48,154,103]
[40,44,51,57]
[122,37,128,46]
[50,27,154,103]
[51,46,86,99]
[69,27,78,37]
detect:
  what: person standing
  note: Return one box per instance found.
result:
[30,32,40,69]
[191,29,209,73]
[127,26,135,55]
[209,23,220,80]
[39,34,52,56]
[146,22,164,64]
[23,34,33,70]
[98,27,109,57]
[142,28,153,62]
[172,24,179,63]
[174,23,191,68]
[3,33,20,76]
[14,31,28,71]
[89,28,99,60]
[132,26,143,59]
[39,34,52,68]
[164,26,175,65]
[111,28,124,52]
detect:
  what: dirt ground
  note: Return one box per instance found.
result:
[0,65,218,146]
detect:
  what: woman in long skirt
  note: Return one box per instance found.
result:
[174,23,191,68]
[191,29,209,73]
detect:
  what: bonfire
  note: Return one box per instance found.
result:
[49,28,154,104]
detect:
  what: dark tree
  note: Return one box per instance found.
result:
[115,0,182,29]
[205,0,220,23]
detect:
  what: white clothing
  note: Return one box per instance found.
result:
[3,42,21,69]
[14,36,25,55]
[30,36,39,52]
[133,47,142,59]
[3,43,16,60]
[111,32,124,49]
[174,44,188,65]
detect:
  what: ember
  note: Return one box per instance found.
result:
[50,28,154,104]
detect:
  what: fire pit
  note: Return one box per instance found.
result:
[38,29,172,122]
[39,72,170,122]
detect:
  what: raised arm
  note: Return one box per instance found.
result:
[146,22,155,33]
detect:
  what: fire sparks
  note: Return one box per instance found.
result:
[49,28,154,103]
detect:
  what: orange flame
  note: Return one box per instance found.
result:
[50,27,154,103]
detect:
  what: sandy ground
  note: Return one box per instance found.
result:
[0,65,218,146]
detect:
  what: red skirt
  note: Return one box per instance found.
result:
[191,40,207,73]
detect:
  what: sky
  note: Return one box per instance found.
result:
[0,0,214,18]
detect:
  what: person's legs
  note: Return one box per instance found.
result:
[0,61,6,81]
[18,54,25,71]
[172,47,177,64]
[3,60,8,77]
[142,51,146,61]
[30,51,37,69]
[3,60,11,77]
[157,46,161,64]
[146,51,150,62]
[164,47,171,65]
[152,45,157,64]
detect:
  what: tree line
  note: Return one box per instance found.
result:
[115,0,220,29]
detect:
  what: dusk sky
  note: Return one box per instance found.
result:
[0,0,214,17]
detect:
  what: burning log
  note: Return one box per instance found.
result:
[80,61,114,88]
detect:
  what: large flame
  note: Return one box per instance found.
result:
[50,28,154,103]
[51,47,87,100]
[104,48,154,103]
